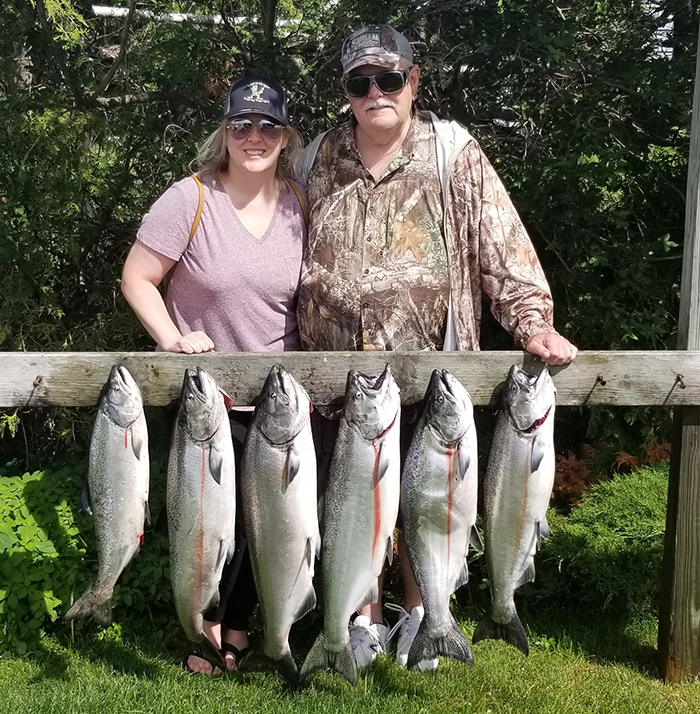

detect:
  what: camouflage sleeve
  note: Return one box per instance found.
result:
[448,139,558,347]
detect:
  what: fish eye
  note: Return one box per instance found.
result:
[437,395,444,403]
[355,391,362,399]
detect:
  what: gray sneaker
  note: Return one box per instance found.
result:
[386,604,439,671]
[348,615,390,668]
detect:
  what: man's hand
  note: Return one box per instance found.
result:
[165,331,215,354]
[525,332,578,366]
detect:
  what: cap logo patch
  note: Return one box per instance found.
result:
[350,31,381,52]
[245,82,270,104]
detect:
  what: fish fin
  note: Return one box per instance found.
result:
[472,610,529,656]
[314,530,322,560]
[300,631,358,686]
[538,516,551,543]
[283,443,301,490]
[195,633,226,671]
[219,389,234,412]
[144,500,151,527]
[209,444,224,484]
[385,534,394,566]
[214,538,230,580]
[80,482,93,516]
[408,615,473,669]
[226,535,237,564]
[469,525,484,553]
[457,439,471,481]
[453,558,471,592]
[64,584,113,626]
[356,581,380,612]
[239,642,299,684]
[129,423,145,460]
[515,558,537,589]
[530,437,546,473]
[376,443,390,482]
[294,586,317,623]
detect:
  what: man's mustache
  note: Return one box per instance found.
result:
[362,100,395,110]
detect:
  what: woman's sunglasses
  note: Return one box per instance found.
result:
[227,119,285,141]
[342,69,410,99]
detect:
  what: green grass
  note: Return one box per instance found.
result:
[0,609,697,714]
[1,462,698,713]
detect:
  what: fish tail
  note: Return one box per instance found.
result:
[407,616,473,669]
[300,631,358,686]
[63,584,113,627]
[472,611,529,656]
[238,641,299,684]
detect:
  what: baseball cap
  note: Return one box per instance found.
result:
[341,25,414,76]
[223,76,289,125]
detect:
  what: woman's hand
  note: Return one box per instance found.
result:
[165,331,216,354]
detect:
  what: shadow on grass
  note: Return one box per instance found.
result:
[456,579,661,679]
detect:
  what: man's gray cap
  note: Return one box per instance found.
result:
[341,25,414,76]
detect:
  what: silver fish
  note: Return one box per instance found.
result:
[301,365,401,685]
[401,370,480,669]
[167,367,236,671]
[239,365,320,682]
[472,365,556,655]
[65,365,150,626]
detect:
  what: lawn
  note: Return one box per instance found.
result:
[0,463,697,713]
[0,603,698,713]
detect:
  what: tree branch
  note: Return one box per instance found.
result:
[93,0,137,97]
[33,0,89,107]
[91,92,182,107]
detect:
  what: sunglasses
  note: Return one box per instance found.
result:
[227,118,285,141]
[342,69,410,99]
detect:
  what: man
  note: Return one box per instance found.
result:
[296,24,577,670]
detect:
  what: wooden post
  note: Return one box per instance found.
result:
[658,23,700,682]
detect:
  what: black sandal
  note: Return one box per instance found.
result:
[182,650,224,676]
[221,642,251,670]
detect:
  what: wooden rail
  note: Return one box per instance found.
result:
[1,350,698,408]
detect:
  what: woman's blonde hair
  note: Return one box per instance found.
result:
[192,120,303,179]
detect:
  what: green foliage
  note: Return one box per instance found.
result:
[534,463,668,619]
[0,459,171,654]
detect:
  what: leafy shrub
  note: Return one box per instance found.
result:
[0,462,171,653]
[533,463,668,619]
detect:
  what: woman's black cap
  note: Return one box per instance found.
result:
[223,76,289,125]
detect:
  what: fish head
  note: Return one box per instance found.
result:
[99,365,143,427]
[424,370,474,444]
[257,364,311,444]
[504,365,556,434]
[178,367,225,441]
[344,364,400,440]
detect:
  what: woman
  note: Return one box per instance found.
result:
[121,76,306,675]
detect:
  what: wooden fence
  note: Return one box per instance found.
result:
[1,350,698,408]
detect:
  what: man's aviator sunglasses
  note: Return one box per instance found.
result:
[342,69,410,99]
[227,118,285,141]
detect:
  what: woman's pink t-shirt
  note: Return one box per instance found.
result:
[137,174,306,351]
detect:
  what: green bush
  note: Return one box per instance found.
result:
[534,463,668,619]
[0,462,171,653]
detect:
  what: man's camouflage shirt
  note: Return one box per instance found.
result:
[297,111,557,352]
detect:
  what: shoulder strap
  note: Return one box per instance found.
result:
[162,175,204,298]
[188,174,204,243]
[295,130,329,187]
[285,178,309,226]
